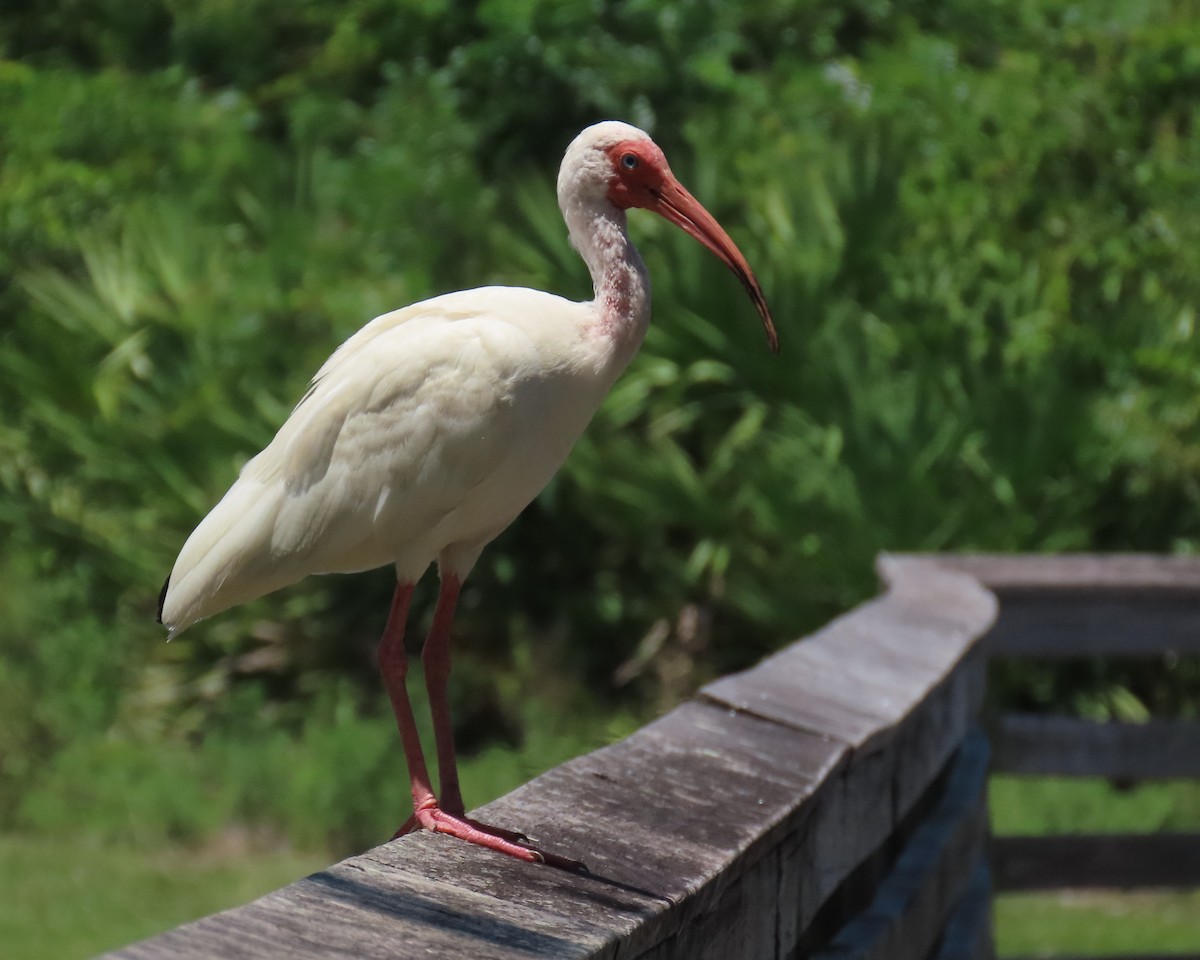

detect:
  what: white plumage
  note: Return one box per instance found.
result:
[161,286,621,635]
[157,121,776,866]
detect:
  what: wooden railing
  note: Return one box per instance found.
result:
[927,555,1200,933]
[102,554,1200,959]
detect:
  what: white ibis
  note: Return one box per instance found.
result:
[158,121,777,869]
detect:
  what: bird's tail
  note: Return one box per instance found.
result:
[156,575,169,625]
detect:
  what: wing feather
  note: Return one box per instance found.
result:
[161,287,577,633]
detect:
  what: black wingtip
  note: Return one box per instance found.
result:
[156,575,170,624]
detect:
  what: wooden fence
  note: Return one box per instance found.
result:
[927,554,1200,940]
[102,554,1200,960]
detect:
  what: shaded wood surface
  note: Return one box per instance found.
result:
[811,732,991,960]
[993,833,1200,891]
[104,557,997,960]
[992,713,1200,780]
[930,862,994,960]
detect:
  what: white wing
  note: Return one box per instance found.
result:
[160,286,606,635]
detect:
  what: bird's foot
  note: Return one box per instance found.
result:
[390,811,527,844]
[394,804,585,871]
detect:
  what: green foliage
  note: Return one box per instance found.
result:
[1,0,1199,859]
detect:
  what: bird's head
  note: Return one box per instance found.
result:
[560,121,779,354]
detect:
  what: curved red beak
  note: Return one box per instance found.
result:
[651,176,779,355]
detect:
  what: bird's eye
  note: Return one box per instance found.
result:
[620,153,639,170]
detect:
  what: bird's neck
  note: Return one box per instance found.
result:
[566,202,652,356]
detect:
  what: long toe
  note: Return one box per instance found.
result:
[412,805,585,872]
[460,815,529,846]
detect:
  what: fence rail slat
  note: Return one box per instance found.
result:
[981,595,1200,658]
[895,553,1200,658]
[992,713,1200,780]
[906,553,1200,592]
[993,833,1200,891]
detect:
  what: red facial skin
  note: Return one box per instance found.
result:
[604,139,779,354]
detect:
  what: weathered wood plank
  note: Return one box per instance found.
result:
[629,843,790,960]
[113,858,616,960]
[810,733,990,960]
[993,833,1200,891]
[992,713,1200,780]
[106,696,859,960]
[449,699,850,956]
[929,861,994,960]
[889,651,986,822]
[791,731,902,950]
[633,703,985,960]
[907,553,1200,592]
[109,700,845,960]
[701,557,996,750]
[623,672,989,960]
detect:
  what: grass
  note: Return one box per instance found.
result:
[990,774,1200,835]
[0,832,328,960]
[995,890,1200,957]
[990,774,1200,956]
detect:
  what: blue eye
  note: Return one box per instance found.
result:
[621,153,639,170]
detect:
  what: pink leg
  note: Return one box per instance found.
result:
[421,576,535,848]
[422,574,465,814]
[376,584,437,819]
[377,580,580,869]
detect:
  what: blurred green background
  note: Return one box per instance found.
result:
[2,1,1199,956]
